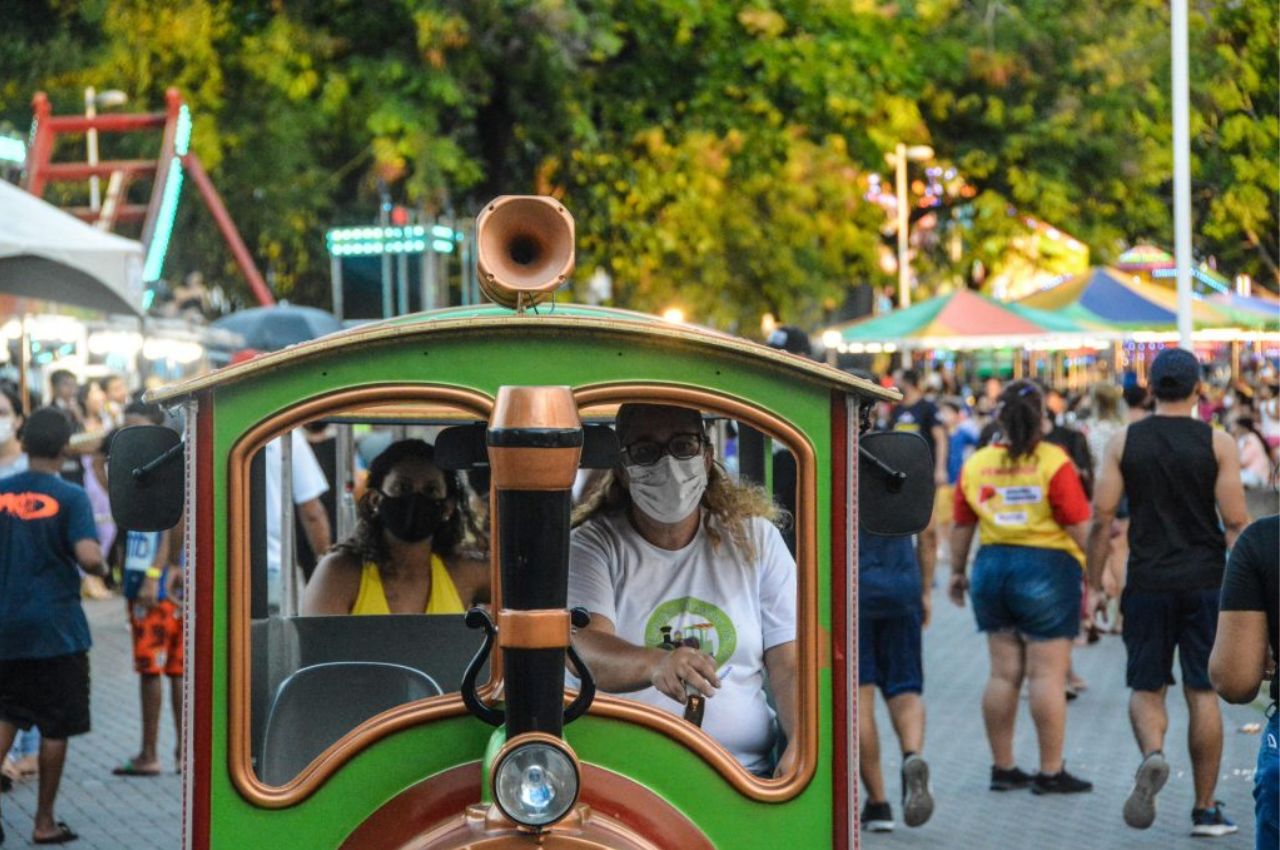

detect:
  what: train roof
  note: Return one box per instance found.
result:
[149,303,900,404]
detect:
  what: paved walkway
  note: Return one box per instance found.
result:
[1,574,1267,848]
[863,570,1264,849]
[1,598,180,849]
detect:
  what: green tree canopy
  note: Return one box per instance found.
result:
[2,0,1274,329]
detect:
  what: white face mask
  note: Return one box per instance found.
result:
[0,418,13,445]
[626,454,708,525]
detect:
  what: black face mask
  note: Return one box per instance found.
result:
[378,492,448,543]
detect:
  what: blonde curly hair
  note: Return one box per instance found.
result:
[571,404,788,561]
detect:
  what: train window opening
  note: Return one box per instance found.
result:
[570,398,806,789]
[245,400,494,786]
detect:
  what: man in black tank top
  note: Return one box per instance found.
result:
[1087,348,1249,838]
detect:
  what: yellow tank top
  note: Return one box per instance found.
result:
[350,553,466,615]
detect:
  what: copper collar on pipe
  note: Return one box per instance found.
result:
[496,609,572,650]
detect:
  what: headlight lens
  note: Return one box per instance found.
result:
[493,741,579,827]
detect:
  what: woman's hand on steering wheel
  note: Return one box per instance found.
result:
[651,646,719,704]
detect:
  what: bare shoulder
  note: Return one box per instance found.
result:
[315,548,363,577]
[303,549,363,615]
[1210,427,1238,457]
[444,553,491,606]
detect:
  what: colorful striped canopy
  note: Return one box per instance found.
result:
[824,288,1098,348]
[1018,267,1270,330]
[1208,292,1280,329]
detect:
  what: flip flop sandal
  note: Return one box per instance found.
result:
[33,821,78,844]
[112,759,162,777]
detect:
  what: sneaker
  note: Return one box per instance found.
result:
[990,764,1034,791]
[1190,801,1238,837]
[1123,751,1169,829]
[860,800,894,833]
[900,754,934,827]
[1031,764,1093,795]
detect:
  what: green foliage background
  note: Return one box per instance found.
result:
[2,0,1275,332]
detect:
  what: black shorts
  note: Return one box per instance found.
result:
[1121,588,1218,692]
[0,652,91,739]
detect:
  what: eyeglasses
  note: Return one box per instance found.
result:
[622,433,706,467]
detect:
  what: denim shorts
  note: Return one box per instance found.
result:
[969,544,1082,641]
[1256,709,1278,850]
[858,611,924,698]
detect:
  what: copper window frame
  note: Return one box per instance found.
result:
[227,384,496,808]
[572,382,819,802]
[227,380,818,808]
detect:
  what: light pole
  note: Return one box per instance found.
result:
[885,143,934,309]
[1170,0,1193,351]
[84,87,128,212]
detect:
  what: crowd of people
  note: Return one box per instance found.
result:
[857,352,1277,847]
[0,349,1275,846]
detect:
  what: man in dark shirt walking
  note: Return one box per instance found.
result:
[1209,514,1278,850]
[1088,348,1249,837]
[0,408,106,845]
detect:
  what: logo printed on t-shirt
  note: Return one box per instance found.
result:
[644,596,737,668]
[998,485,1042,506]
[994,510,1029,526]
[0,492,60,520]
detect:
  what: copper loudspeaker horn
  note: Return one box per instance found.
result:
[475,195,575,310]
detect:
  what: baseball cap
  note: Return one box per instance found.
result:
[1148,347,1201,400]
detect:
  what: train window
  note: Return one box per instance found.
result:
[570,399,806,787]
[244,400,492,786]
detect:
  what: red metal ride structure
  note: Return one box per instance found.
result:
[24,87,275,307]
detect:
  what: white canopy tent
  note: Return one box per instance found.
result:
[0,180,145,317]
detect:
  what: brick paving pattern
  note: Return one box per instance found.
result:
[1,574,1267,848]
[1,598,180,850]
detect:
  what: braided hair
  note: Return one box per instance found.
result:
[997,380,1045,462]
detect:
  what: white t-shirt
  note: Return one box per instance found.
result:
[568,511,796,773]
[264,430,329,607]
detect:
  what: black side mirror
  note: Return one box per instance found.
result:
[858,431,935,536]
[434,423,488,471]
[108,425,185,531]
[580,424,620,469]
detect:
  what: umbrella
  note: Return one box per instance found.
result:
[1115,244,1174,272]
[822,288,1102,351]
[210,304,343,352]
[1018,267,1262,330]
[0,180,144,316]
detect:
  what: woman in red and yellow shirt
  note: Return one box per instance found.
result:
[949,381,1093,795]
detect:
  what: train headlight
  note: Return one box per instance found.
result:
[492,736,579,828]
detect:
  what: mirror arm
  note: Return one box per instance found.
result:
[132,440,185,482]
[858,444,907,491]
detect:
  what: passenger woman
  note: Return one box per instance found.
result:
[302,439,488,615]
[948,380,1093,795]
